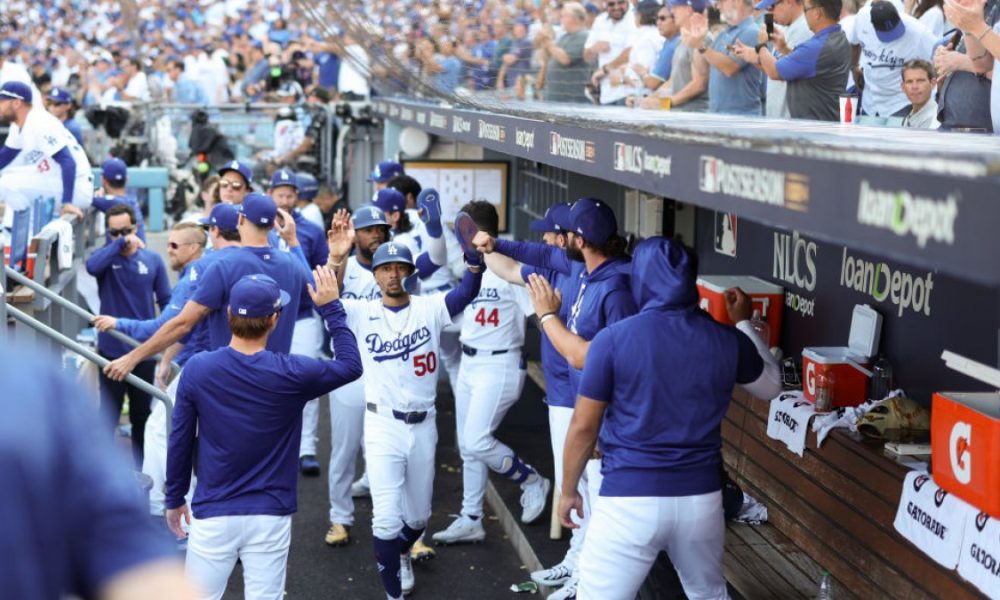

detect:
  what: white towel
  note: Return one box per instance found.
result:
[811,389,906,447]
[734,493,769,525]
[766,391,816,457]
[40,218,74,270]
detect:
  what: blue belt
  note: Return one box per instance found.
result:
[366,402,428,424]
[461,344,515,357]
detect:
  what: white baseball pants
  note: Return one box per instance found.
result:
[577,491,729,600]
[327,377,365,525]
[364,407,438,538]
[142,371,194,516]
[454,351,526,516]
[292,313,323,457]
[185,513,292,600]
[548,404,594,570]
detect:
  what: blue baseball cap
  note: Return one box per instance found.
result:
[229,274,290,318]
[0,81,32,103]
[296,172,318,201]
[101,158,128,184]
[218,159,253,187]
[46,87,73,104]
[668,0,710,10]
[367,160,404,183]
[530,202,573,233]
[871,1,906,43]
[269,168,298,190]
[199,202,240,230]
[754,0,777,8]
[353,204,389,229]
[568,198,618,244]
[372,188,406,214]
[372,241,415,270]
[239,192,278,226]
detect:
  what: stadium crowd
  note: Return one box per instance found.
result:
[0,0,998,130]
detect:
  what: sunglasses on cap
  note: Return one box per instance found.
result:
[108,227,135,238]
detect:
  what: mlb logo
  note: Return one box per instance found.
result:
[699,156,720,193]
[614,142,626,171]
[550,132,560,154]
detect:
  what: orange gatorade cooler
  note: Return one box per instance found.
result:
[802,304,882,408]
[696,275,784,347]
[932,351,1000,519]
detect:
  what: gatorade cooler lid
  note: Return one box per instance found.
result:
[695,275,783,295]
[940,350,1000,390]
[848,304,882,359]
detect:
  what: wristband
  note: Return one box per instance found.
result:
[978,27,992,41]
[539,312,559,325]
[755,42,768,53]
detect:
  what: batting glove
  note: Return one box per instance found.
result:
[417,188,443,238]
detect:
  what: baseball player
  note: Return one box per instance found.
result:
[324,204,389,547]
[432,201,550,546]
[368,159,405,191]
[325,211,484,599]
[295,171,323,229]
[44,86,84,145]
[559,238,781,600]
[103,193,308,382]
[217,160,253,205]
[0,80,93,224]
[166,268,363,600]
[92,157,146,241]
[267,168,330,476]
[473,198,637,599]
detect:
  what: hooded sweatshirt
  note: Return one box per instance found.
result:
[578,238,764,497]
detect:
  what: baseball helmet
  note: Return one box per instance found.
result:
[353,204,390,229]
[371,241,414,270]
[296,172,318,201]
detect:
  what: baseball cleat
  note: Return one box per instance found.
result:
[520,475,551,524]
[530,561,574,587]
[409,537,436,562]
[299,455,321,477]
[547,574,578,599]
[351,474,370,498]
[324,523,350,546]
[399,554,415,595]
[431,514,486,544]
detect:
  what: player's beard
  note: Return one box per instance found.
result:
[358,244,377,262]
[566,243,584,263]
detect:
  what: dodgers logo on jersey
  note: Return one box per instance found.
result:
[24,150,44,164]
[471,287,500,306]
[343,289,383,301]
[366,327,431,362]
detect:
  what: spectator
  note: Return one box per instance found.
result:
[499,17,535,89]
[736,0,851,120]
[644,5,683,94]
[456,29,494,90]
[942,0,1000,132]
[586,0,640,105]
[639,0,711,111]
[537,2,593,103]
[165,59,207,104]
[85,203,171,468]
[683,0,765,115]
[756,0,813,118]
[44,86,84,144]
[119,57,151,101]
[849,1,938,117]
[94,158,147,242]
[336,33,371,100]
[908,0,948,35]
[420,37,464,94]
[898,58,941,126]
[625,0,667,96]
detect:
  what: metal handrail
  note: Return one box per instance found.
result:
[6,303,173,434]
[4,266,181,375]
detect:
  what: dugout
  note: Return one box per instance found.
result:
[367,97,1000,599]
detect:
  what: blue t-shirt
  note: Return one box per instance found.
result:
[63,118,84,145]
[0,348,174,598]
[189,245,307,353]
[316,52,341,89]
[85,238,171,358]
[165,301,362,518]
[92,193,146,241]
[173,74,208,104]
[116,262,198,366]
[709,16,764,115]
[651,35,681,82]
[434,55,464,93]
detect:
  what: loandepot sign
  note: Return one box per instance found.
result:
[840,247,934,317]
[856,181,958,248]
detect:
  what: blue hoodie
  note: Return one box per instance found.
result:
[578,238,764,498]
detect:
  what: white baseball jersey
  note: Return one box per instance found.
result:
[4,107,91,186]
[460,269,532,351]
[342,295,452,412]
[341,256,382,301]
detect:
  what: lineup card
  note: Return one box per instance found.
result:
[403,161,509,231]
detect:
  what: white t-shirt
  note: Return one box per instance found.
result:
[585,10,639,103]
[300,202,323,230]
[338,45,370,98]
[460,269,533,351]
[848,9,937,116]
[4,107,92,187]
[342,294,452,411]
[124,72,151,101]
[916,5,946,37]
[767,14,813,118]
[628,25,665,91]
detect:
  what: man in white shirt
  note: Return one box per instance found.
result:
[585,0,639,104]
[848,0,937,116]
[120,57,151,102]
[899,58,940,127]
[625,0,666,96]
[337,34,371,100]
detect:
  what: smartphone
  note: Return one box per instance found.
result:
[949,29,962,49]
[765,13,775,36]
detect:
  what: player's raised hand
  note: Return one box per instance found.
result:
[327,208,355,259]
[124,233,145,250]
[274,208,298,246]
[308,265,341,306]
[416,188,443,238]
[724,287,753,323]
[471,231,495,254]
[526,273,563,318]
